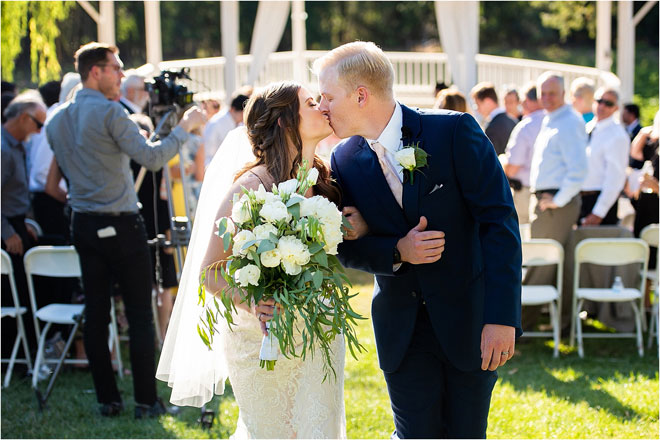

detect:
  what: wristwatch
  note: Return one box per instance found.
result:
[393,246,402,265]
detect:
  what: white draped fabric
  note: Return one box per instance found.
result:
[221,0,240,103]
[247,1,291,85]
[434,0,479,96]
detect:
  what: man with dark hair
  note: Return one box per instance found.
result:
[622,103,641,140]
[1,90,47,357]
[46,42,206,418]
[38,80,62,108]
[471,82,517,156]
[202,87,252,167]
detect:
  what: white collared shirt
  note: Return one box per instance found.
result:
[119,96,143,115]
[27,104,67,192]
[365,102,404,182]
[487,107,506,124]
[505,109,544,186]
[582,115,630,218]
[529,104,588,207]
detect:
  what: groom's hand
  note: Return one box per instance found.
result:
[480,324,515,371]
[396,216,445,264]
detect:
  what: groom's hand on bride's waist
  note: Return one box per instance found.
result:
[396,216,445,265]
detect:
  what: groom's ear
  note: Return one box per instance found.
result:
[356,86,368,107]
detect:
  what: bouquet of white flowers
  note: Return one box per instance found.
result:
[197,163,364,378]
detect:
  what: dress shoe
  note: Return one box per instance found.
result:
[134,397,180,419]
[100,401,123,417]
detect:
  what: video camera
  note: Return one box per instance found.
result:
[145,68,195,132]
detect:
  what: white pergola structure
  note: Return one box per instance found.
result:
[80,0,657,103]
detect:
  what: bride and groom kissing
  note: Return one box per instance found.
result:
[158,41,522,439]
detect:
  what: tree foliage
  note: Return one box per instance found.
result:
[531,1,596,42]
[1,1,72,83]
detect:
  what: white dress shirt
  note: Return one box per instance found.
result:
[365,102,404,182]
[202,110,238,168]
[529,104,588,207]
[119,96,144,115]
[28,104,67,192]
[582,116,630,218]
[505,109,544,187]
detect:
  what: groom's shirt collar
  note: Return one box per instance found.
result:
[365,101,403,154]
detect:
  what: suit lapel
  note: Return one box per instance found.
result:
[400,105,425,226]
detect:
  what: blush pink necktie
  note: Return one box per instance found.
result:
[372,142,403,208]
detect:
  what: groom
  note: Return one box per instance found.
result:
[315,42,522,438]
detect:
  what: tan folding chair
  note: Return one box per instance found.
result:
[520,239,564,357]
[570,238,649,358]
[24,246,123,408]
[640,224,659,350]
[1,250,33,387]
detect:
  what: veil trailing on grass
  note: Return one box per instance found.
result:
[156,126,255,407]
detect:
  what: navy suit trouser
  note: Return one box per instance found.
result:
[383,303,497,439]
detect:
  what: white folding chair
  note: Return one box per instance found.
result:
[640,224,659,350]
[24,246,123,407]
[24,218,43,238]
[520,239,564,357]
[570,238,649,358]
[1,250,33,387]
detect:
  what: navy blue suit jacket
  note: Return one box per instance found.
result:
[331,104,522,373]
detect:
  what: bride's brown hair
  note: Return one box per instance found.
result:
[236,81,341,205]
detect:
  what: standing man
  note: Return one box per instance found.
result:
[46,42,205,418]
[471,82,517,156]
[524,71,588,331]
[579,88,630,226]
[622,103,642,141]
[504,83,545,224]
[1,91,47,357]
[316,42,521,439]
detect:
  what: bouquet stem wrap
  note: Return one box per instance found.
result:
[259,321,279,370]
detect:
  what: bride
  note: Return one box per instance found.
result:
[157,81,368,438]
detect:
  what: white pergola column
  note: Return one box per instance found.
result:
[291,1,307,85]
[617,1,635,102]
[77,1,115,45]
[596,0,612,72]
[221,0,239,103]
[144,1,163,70]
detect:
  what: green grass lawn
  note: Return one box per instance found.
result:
[1,268,658,438]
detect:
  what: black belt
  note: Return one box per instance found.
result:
[580,190,600,197]
[76,211,138,217]
[534,188,559,196]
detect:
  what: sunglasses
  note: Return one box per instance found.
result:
[596,98,616,108]
[27,114,44,129]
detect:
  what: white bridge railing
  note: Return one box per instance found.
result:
[158,50,618,109]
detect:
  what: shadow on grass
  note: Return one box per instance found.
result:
[499,336,658,424]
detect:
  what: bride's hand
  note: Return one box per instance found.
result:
[342,206,369,240]
[253,298,280,336]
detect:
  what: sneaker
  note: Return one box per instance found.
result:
[100,401,123,417]
[134,398,180,419]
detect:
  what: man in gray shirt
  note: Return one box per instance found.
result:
[46,42,205,418]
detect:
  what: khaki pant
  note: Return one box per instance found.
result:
[513,186,531,225]
[522,194,581,332]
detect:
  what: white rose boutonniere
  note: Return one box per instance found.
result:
[394,140,428,184]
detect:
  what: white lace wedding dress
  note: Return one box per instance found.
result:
[156,127,347,439]
[222,308,346,439]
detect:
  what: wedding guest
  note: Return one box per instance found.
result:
[471,82,517,155]
[1,91,47,357]
[433,87,468,113]
[570,77,595,123]
[579,88,630,226]
[504,82,544,224]
[622,103,642,141]
[524,71,587,331]
[202,88,252,168]
[503,86,522,121]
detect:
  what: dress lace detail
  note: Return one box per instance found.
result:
[222,308,346,439]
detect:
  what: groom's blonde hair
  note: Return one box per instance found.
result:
[313,41,394,99]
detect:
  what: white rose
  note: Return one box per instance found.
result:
[277,178,298,196]
[277,235,311,266]
[306,167,319,186]
[260,200,290,223]
[232,230,256,257]
[235,264,260,287]
[260,249,282,268]
[394,147,416,170]
[281,259,302,275]
[253,223,278,241]
[231,195,251,224]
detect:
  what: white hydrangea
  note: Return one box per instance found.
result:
[260,200,290,224]
[260,249,282,268]
[231,194,251,225]
[394,147,416,170]
[253,223,278,241]
[277,235,311,275]
[235,264,260,287]
[232,230,256,257]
